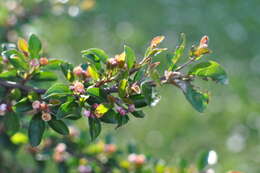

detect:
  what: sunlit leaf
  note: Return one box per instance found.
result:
[43,83,72,99]
[17,38,28,53]
[189,60,228,84]
[87,65,100,80]
[28,34,42,59]
[95,104,110,118]
[169,33,186,70]
[124,45,136,69]
[119,79,128,98]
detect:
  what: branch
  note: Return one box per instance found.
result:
[175,57,196,71]
[0,79,46,94]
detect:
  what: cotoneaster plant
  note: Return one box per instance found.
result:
[0,34,228,146]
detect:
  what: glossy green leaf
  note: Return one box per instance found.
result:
[129,94,148,108]
[56,101,81,119]
[13,97,32,112]
[87,87,107,102]
[189,60,228,84]
[60,62,75,82]
[28,114,45,146]
[124,45,136,69]
[4,112,20,135]
[32,71,57,81]
[95,104,110,116]
[28,34,42,59]
[117,114,129,128]
[88,118,101,140]
[183,84,209,113]
[43,83,72,99]
[87,65,100,80]
[197,150,210,171]
[48,119,69,135]
[169,33,186,70]
[119,79,128,98]
[82,48,109,63]
[0,70,17,80]
[133,68,145,82]
[131,110,145,118]
[100,109,118,124]
[8,55,29,71]
[2,49,26,60]
[41,59,64,70]
[141,82,153,105]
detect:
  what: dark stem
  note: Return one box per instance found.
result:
[175,56,196,71]
[0,79,46,94]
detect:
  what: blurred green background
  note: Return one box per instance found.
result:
[0,0,260,172]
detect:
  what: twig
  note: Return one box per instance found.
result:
[175,57,196,71]
[0,79,46,94]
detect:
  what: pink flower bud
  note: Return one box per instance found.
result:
[128,104,135,113]
[55,143,67,153]
[32,100,41,110]
[128,153,137,163]
[105,144,117,153]
[78,165,92,173]
[92,103,99,109]
[83,109,91,117]
[29,59,39,67]
[73,81,85,94]
[73,66,83,76]
[0,103,7,116]
[135,154,146,165]
[108,58,118,66]
[39,57,48,65]
[116,107,127,116]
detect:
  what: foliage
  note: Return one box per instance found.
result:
[0,34,227,148]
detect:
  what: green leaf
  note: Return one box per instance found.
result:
[131,110,145,118]
[60,62,75,82]
[43,83,72,99]
[56,101,81,119]
[0,70,17,80]
[117,114,129,128]
[28,114,45,146]
[141,82,153,105]
[183,84,209,113]
[100,109,118,124]
[4,112,20,135]
[129,94,148,108]
[87,87,107,102]
[48,119,69,135]
[82,48,109,64]
[28,34,42,59]
[13,97,32,112]
[87,65,100,80]
[119,79,128,98]
[124,45,136,69]
[169,33,186,70]
[133,68,145,82]
[189,60,228,85]
[88,118,101,140]
[197,150,210,171]
[2,49,26,61]
[95,104,110,117]
[8,55,29,71]
[32,71,57,81]
[41,59,64,70]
